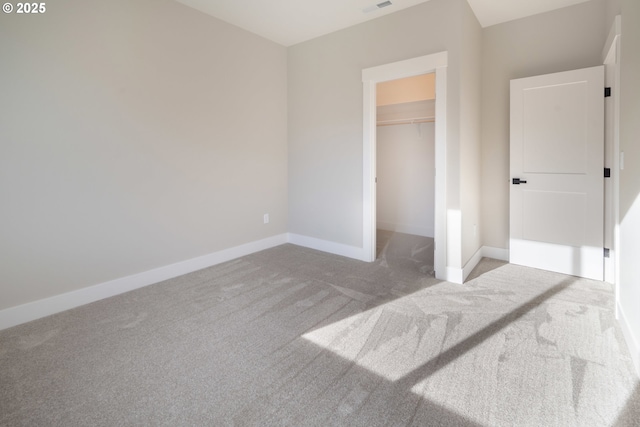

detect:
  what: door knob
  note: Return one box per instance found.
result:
[512,178,527,185]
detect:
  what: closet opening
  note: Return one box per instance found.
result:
[375,73,435,275]
[362,51,447,281]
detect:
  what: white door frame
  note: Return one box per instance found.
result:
[602,16,621,299]
[362,51,447,280]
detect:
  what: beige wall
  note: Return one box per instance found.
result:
[3,0,631,319]
[377,123,435,237]
[288,0,456,248]
[459,0,483,265]
[607,0,622,24]
[619,0,640,370]
[288,0,483,271]
[377,74,436,106]
[480,0,611,250]
[0,0,288,310]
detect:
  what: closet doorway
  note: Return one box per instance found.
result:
[376,74,436,275]
[362,51,447,281]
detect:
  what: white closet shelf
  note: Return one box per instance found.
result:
[376,99,435,127]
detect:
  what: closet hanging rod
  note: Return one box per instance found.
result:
[376,117,435,126]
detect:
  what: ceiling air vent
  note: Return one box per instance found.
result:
[363,1,393,13]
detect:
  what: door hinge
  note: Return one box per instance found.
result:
[604,248,610,258]
[605,87,612,97]
[604,168,611,178]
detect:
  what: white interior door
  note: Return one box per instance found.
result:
[510,66,604,280]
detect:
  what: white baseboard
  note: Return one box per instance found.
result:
[462,247,485,282]
[617,301,640,378]
[287,233,366,261]
[0,237,514,331]
[456,246,510,284]
[482,246,509,262]
[0,234,288,331]
[376,221,434,238]
[286,229,511,288]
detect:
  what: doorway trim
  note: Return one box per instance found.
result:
[362,51,447,280]
[602,15,621,301]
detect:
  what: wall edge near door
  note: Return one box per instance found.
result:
[617,301,640,378]
[446,267,464,284]
[462,247,484,283]
[0,234,289,331]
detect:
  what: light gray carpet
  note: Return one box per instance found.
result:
[1,236,638,426]
[376,229,434,276]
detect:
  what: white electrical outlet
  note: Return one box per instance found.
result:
[263,213,269,224]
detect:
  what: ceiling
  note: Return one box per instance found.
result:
[174,0,592,46]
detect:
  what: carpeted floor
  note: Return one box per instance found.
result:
[1,233,638,426]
